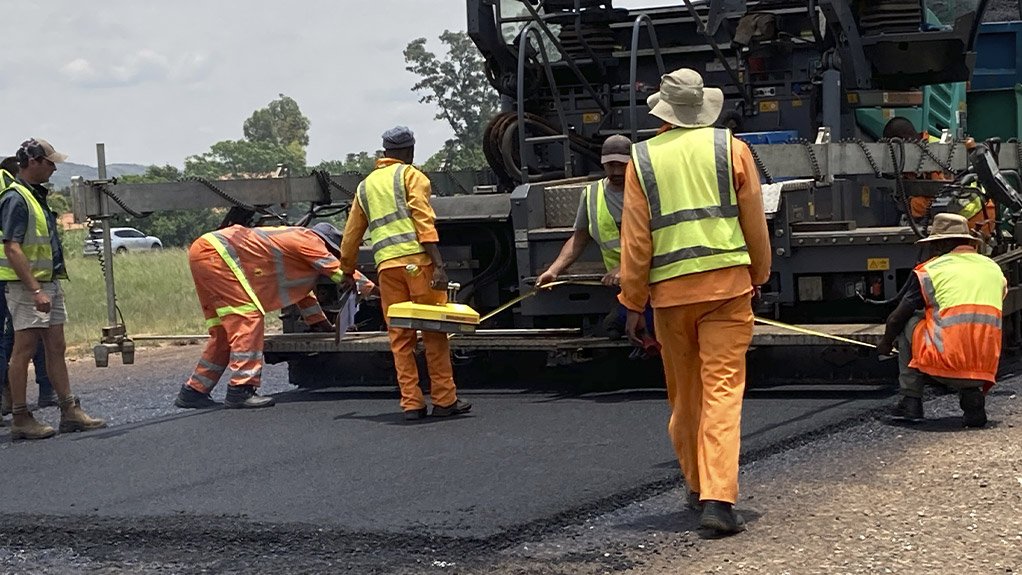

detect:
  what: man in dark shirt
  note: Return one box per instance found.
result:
[1,139,105,440]
[0,156,54,426]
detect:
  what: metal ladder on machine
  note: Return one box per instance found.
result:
[499,0,610,182]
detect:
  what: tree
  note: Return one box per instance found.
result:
[117,165,222,247]
[187,94,311,179]
[243,94,310,148]
[404,31,499,170]
[314,151,380,175]
[184,139,306,179]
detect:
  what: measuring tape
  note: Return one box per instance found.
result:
[457,282,894,356]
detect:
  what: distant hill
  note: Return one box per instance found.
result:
[50,162,149,190]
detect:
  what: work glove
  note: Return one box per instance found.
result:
[308,319,335,333]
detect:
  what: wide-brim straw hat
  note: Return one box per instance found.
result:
[916,213,981,244]
[646,68,724,129]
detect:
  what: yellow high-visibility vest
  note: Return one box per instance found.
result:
[583,178,621,271]
[356,163,425,267]
[631,127,750,283]
[911,251,1004,382]
[0,180,64,282]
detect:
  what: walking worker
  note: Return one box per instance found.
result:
[174,222,372,409]
[0,139,106,439]
[618,69,772,534]
[877,213,1005,428]
[339,126,471,421]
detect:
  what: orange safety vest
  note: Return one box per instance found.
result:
[910,250,1005,384]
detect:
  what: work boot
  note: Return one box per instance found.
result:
[58,396,107,433]
[404,407,428,421]
[686,491,703,512]
[224,385,275,409]
[10,407,56,441]
[959,388,988,428]
[890,396,924,422]
[37,390,59,409]
[432,399,472,417]
[1,385,11,416]
[700,501,746,535]
[174,385,220,409]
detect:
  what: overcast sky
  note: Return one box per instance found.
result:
[1,0,679,168]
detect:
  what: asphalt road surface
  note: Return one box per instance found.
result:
[0,344,895,574]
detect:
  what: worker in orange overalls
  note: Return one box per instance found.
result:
[877,213,1006,428]
[339,126,471,421]
[619,69,771,535]
[175,222,373,409]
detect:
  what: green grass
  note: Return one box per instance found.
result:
[60,229,281,352]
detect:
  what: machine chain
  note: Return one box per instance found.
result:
[746,144,774,184]
[184,176,287,224]
[796,139,823,181]
[842,138,883,178]
[97,182,147,218]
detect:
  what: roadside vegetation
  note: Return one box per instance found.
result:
[61,229,204,351]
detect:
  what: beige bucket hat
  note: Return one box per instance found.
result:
[916,213,980,244]
[646,68,724,128]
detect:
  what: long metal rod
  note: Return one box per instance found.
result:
[96,143,118,328]
[629,13,667,142]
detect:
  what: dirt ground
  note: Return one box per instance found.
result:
[455,378,1022,575]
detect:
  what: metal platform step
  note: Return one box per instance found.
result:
[262,324,887,355]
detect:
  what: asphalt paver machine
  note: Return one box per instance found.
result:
[72,0,1022,387]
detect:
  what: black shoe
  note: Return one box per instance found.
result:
[960,388,988,428]
[37,391,59,409]
[404,407,428,421]
[891,396,924,422]
[174,385,220,409]
[432,399,472,417]
[686,491,703,511]
[224,386,275,409]
[700,501,746,534]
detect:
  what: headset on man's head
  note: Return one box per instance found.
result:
[15,139,46,168]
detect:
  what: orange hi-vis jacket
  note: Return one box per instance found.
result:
[910,250,1006,384]
[205,225,346,325]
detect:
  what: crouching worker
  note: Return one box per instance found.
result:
[877,214,1006,428]
[175,222,369,409]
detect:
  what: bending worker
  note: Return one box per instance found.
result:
[877,213,1005,428]
[175,222,370,409]
[339,126,471,421]
[619,69,771,535]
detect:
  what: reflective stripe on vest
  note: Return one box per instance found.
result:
[910,251,1004,382]
[0,181,59,281]
[201,231,266,317]
[584,179,621,271]
[631,127,750,283]
[249,226,315,310]
[356,164,425,267]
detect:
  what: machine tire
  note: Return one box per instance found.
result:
[151,243,161,250]
[115,246,128,255]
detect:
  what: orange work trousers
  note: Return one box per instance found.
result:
[378,264,458,411]
[184,240,266,393]
[653,292,753,505]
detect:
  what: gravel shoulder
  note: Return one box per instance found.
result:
[464,377,1022,575]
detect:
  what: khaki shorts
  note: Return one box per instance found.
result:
[5,281,67,331]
